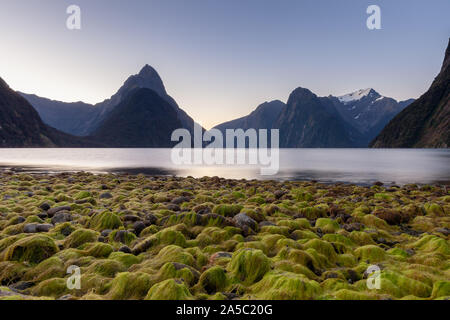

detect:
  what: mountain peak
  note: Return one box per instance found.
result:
[138,64,159,77]
[338,88,380,104]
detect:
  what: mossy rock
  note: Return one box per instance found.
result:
[75,191,92,200]
[145,279,193,300]
[64,229,98,249]
[303,239,337,263]
[157,262,198,286]
[251,271,322,299]
[291,230,319,240]
[423,203,445,216]
[212,204,243,217]
[85,259,126,278]
[380,271,432,298]
[107,272,153,300]
[315,218,340,233]
[411,235,450,255]
[31,277,68,298]
[83,242,114,258]
[108,252,140,268]
[24,256,65,281]
[4,235,58,264]
[228,248,271,285]
[334,289,377,300]
[354,245,386,263]
[198,266,228,294]
[89,211,122,231]
[431,281,450,299]
[154,245,196,267]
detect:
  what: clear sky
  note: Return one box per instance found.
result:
[0,0,449,129]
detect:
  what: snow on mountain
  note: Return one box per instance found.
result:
[337,88,379,104]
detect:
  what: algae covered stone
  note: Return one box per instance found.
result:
[228,248,271,285]
[145,279,193,300]
[4,235,58,264]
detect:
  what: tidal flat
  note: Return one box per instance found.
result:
[0,171,448,300]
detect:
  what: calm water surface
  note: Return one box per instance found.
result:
[0,149,449,185]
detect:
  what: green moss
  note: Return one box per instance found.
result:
[380,271,432,298]
[315,218,340,233]
[4,235,58,264]
[64,229,98,248]
[107,272,153,300]
[31,278,68,298]
[303,239,337,263]
[85,259,126,277]
[154,245,195,267]
[198,266,228,294]
[272,260,317,280]
[291,230,319,240]
[298,206,327,219]
[157,262,197,286]
[334,289,377,300]
[108,252,140,268]
[336,254,357,267]
[212,204,243,217]
[156,229,187,247]
[361,215,389,229]
[423,203,445,216]
[83,242,114,258]
[354,245,386,263]
[387,248,409,260]
[228,249,271,285]
[348,231,376,246]
[411,235,450,255]
[109,230,137,245]
[431,281,450,299]
[75,191,92,200]
[89,211,122,231]
[24,256,65,281]
[374,193,393,201]
[145,279,193,300]
[0,261,28,284]
[251,271,322,299]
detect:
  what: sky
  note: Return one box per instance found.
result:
[0,0,449,129]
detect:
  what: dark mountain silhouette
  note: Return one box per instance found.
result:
[0,77,99,147]
[213,100,284,133]
[90,88,183,147]
[274,88,358,148]
[20,65,197,136]
[371,39,450,148]
[17,94,98,136]
[213,87,411,148]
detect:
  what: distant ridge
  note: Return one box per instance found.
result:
[0,77,100,147]
[213,88,412,147]
[19,65,198,137]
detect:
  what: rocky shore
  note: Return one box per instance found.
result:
[0,171,448,300]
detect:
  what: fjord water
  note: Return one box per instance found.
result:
[0,149,449,186]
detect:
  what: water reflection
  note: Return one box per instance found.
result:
[0,148,449,185]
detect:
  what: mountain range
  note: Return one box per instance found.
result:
[1,38,448,148]
[214,87,413,147]
[19,65,196,137]
[371,38,449,148]
[0,77,99,147]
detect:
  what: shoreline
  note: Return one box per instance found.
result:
[1,166,449,187]
[0,171,448,300]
